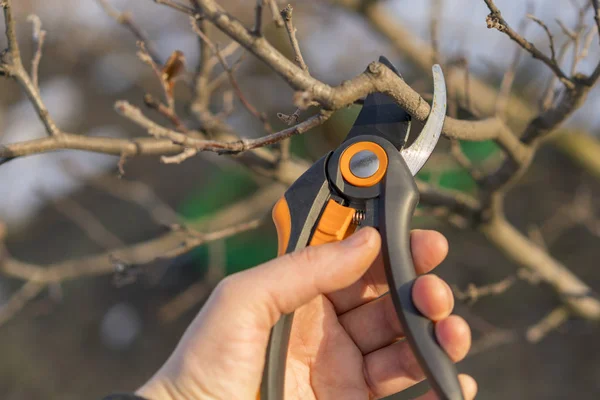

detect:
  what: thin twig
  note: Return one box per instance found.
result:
[450,139,483,182]
[526,306,570,343]
[51,196,124,250]
[96,0,161,63]
[429,0,442,65]
[526,14,558,65]
[158,240,226,322]
[191,15,213,112]
[496,3,534,117]
[26,15,46,89]
[541,38,572,111]
[1,0,21,63]
[279,4,309,161]
[267,0,284,27]
[1,2,60,136]
[144,93,190,133]
[579,25,598,62]
[153,0,196,15]
[190,17,273,133]
[115,101,331,158]
[84,174,182,227]
[206,52,245,95]
[0,281,46,327]
[453,275,518,305]
[281,5,309,72]
[592,0,600,47]
[483,0,573,87]
[254,0,264,35]
[1,220,262,284]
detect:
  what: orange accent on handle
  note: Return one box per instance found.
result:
[309,199,356,246]
[339,141,388,187]
[272,197,292,256]
[264,199,356,399]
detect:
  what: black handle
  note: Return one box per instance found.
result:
[379,150,464,400]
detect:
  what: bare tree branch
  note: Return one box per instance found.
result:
[0,219,261,284]
[429,0,442,65]
[592,0,600,46]
[1,0,20,62]
[80,174,182,227]
[526,14,558,66]
[278,4,310,160]
[96,0,161,63]
[158,240,225,322]
[115,100,331,158]
[481,217,600,320]
[254,0,264,35]
[51,196,124,250]
[144,93,191,133]
[0,281,46,327]
[281,5,308,72]
[526,306,570,343]
[26,14,45,89]
[0,0,60,136]
[190,17,272,133]
[267,0,284,27]
[153,0,195,15]
[454,276,518,305]
[483,0,573,87]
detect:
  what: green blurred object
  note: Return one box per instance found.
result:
[460,139,500,163]
[417,139,501,193]
[178,166,277,275]
[178,167,259,221]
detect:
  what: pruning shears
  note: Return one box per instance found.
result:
[261,57,462,400]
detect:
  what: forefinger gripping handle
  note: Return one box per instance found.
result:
[380,152,464,400]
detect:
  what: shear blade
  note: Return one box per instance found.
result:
[400,64,447,176]
[344,56,412,150]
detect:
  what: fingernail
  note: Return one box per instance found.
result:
[342,228,370,248]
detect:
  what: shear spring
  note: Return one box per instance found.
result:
[352,210,366,225]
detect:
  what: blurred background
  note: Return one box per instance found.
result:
[1,0,600,399]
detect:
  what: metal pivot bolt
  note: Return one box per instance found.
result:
[349,150,380,178]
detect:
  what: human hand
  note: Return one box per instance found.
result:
[136,228,476,399]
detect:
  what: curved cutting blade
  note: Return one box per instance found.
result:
[400,64,447,176]
[344,56,412,150]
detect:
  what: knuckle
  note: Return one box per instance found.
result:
[382,296,402,336]
[213,274,239,300]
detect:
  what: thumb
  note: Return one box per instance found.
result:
[223,227,381,329]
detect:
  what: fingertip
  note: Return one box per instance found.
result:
[412,274,454,321]
[459,374,478,399]
[358,226,382,250]
[416,374,477,400]
[316,227,381,292]
[435,315,472,362]
[410,230,448,274]
[340,227,381,263]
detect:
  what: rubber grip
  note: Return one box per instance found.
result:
[261,156,331,400]
[380,152,464,400]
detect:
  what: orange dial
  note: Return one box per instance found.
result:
[339,141,388,187]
